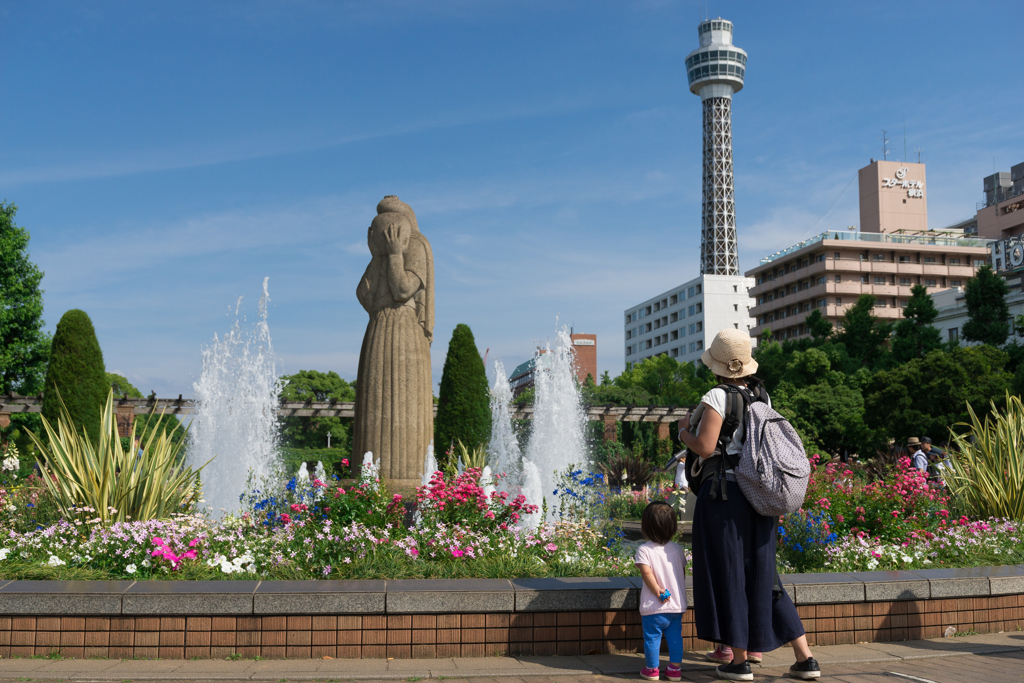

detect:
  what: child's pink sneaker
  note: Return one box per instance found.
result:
[665,664,682,682]
[640,666,660,681]
[706,645,733,663]
[748,652,763,664]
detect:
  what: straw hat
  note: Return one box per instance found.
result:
[701,328,758,378]
[907,437,921,447]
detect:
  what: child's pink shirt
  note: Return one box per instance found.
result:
[634,540,687,616]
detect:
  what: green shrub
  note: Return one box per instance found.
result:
[280,447,350,475]
[435,324,491,463]
[42,310,108,443]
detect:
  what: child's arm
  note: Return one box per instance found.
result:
[635,563,669,602]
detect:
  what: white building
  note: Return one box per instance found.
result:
[624,273,754,367]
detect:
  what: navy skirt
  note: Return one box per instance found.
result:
[691,478,805,652]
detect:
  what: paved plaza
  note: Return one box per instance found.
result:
[0,632,1020,682]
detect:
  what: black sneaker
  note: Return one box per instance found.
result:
[789,657,821,680]
[715,660,753,682]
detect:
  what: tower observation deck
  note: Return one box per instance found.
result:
[686,19,747,276]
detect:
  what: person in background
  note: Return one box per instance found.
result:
[908,437,929,473]
[634,502,687,682]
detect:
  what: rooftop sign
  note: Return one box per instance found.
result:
[882,167,924,198]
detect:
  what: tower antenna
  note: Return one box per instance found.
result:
[903,116,907,163]
[880,129,890,161]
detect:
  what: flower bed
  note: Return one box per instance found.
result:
[778,455,1024,573]
[0,462,630,581]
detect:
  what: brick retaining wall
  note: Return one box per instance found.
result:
[0,569,1022,659]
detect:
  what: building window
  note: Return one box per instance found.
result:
[860,275,868,284]
[646,340,652,349]
[834,252,840,260]
[874,276,886,285]
[816,276,825,285]
[900,278,911,286]
[654,302,660,312]
[925,279,937,286]
[626,347,633,356]
[671,330,678,341]
[680,309,686,320]
[626,330,632,340]
[876,300,888,307]
[834,275,841,283]
[696,322,703,332]
[974,260,987,267]
[695,284,702,294]
[950,258,961,265]
[696,341,703,350]
[818,299,826,308]
[899,256,909,263]
[645,306,651,315]
[873,254,884,262]
[670,348,678,358]
[734,304,738,311]
[696,303,703,313]
[661,298,668,308]
[951,280,961,287]
[835,298,842,306]
[689,323,696,335]
[670,295,677,305]
[924,257,936,264]
[670,312,678,322]
[689,305,696,316]
[949,328,959,341]
[688,286,695,297]
[689,342,696,353]
[646,323,652,332]
[654,319,661,330]
[818,255,825,262]
[758,297,764,305]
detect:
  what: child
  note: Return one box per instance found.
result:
[634,501,687,681]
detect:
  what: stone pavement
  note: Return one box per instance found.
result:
[0,632,1021,682]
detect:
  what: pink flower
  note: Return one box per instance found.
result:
[341,459,349,466]
[545,543,558,552]
[451,549,464,558]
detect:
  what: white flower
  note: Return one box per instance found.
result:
[141,559,151,568]
[125,564,137,574]
[46,555,66,567]
[2,456,18,472]
[0,548,9,561]
[6,504,15,513]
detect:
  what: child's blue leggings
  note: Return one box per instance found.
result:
[641,612,683,669]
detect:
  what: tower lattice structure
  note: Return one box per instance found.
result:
[686,18,747,276]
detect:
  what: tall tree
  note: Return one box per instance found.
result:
[962,264,1010,346]
[435,324,491,460]
[805,309,833,340]
[0,202,50,396]
[891,284,943,363]
[42,310,108,442]
[835,294,892,367]
[279,370,355,451]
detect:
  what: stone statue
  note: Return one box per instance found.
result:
[353,196,434,485]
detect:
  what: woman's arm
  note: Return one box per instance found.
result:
[385,254,423,302]
[677,404,724,459]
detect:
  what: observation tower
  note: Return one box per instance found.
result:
[686,18,747,276]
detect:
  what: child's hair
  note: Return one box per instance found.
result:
[640,501,678,544]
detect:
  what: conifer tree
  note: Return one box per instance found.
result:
[891,284,943,362]
[835,294,892,367]
[42,310,108,442]
[0,202,50,395]
[963,264,1010,346]
[434,324,491,463]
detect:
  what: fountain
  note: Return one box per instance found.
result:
[188,277,283,516]
[489,328,588,527]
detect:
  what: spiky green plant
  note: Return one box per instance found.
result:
[454,439,488,470]
[29,390,211,522]
[946,392,1024,521]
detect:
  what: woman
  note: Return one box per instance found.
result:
[677,329,820,682]
[353,196,434,482]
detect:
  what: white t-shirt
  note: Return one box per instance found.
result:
[634,541,687,616]
[697,386,771,457]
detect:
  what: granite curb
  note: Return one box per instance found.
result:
[0,565,1020,614]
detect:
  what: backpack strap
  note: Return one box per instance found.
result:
[707,384,752,502]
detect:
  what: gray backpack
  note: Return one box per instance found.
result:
[736,401,810,517]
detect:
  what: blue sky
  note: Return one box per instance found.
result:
[2,0,1022,397]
